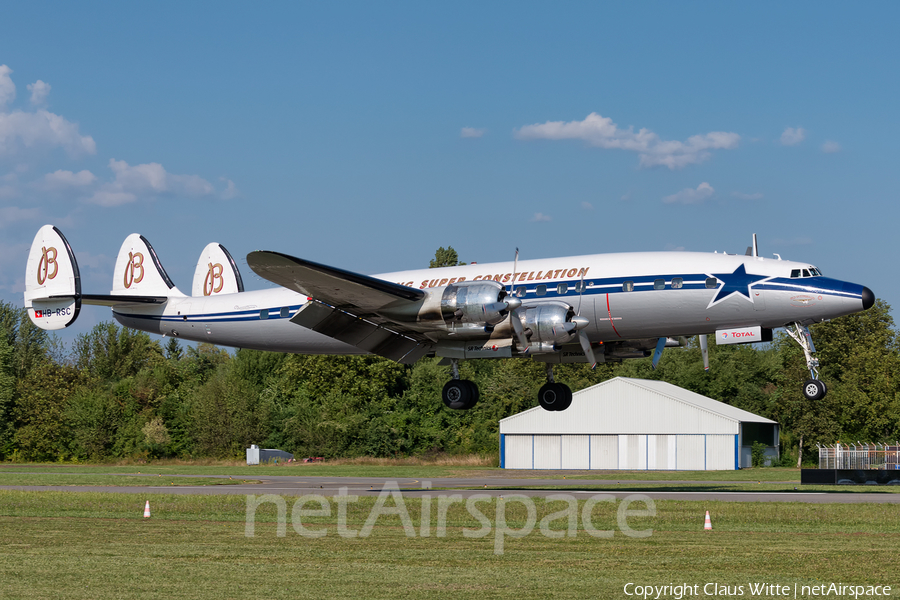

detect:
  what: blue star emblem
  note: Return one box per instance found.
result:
[707,264,772,308]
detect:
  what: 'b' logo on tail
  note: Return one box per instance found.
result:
[37,246,58,285]
[203,263,224,296]
[124,252,145,289]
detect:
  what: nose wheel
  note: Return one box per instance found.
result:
[786,322,828,400]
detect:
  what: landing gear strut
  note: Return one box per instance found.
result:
[785,322,827,400]
[442,359,479,410]
[538,365,572,411]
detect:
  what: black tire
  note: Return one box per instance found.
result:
[538,382,566,411]
[555,384,573,411]
[462,380,479,410]
[802,379,826,400]
[443,379,477,410]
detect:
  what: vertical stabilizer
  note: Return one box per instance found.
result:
[24,225,82,330]
[192,243,245,297]
[112,234,186,297]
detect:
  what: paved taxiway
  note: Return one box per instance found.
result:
[2,473,900,503]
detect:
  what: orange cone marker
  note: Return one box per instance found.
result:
[704,511,712,531]
[144,501,151,518]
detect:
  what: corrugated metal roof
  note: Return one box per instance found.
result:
[499,376,776,435]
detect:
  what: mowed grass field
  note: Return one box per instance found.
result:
[0,489,898,599]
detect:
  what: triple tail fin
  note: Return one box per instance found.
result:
[24,225,81,330]
[192,243,244,297]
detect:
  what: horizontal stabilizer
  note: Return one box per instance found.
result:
[247,251,424,313]
[81,294,169,306]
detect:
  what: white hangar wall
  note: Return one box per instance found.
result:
[499,377,778,471]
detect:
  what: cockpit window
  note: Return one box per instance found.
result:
[791,269,801,278]
[802,269,810,277]
[809,267,822,276]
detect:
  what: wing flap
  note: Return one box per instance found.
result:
[247,251,424,313]
[290,300,429,364]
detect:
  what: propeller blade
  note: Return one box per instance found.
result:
[578,330,598,369]
[510,310,529,351]
[651,336,666,370]
[699,334,709,371]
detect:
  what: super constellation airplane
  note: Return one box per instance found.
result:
[24,225,873,412]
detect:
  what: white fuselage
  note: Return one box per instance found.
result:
[111,251,869,354]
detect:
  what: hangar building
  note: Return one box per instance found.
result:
[499,377,778,470]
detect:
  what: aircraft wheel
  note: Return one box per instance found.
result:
[443,379,477,410]
[556,384,573,411]
[538,382,567,411]
[802,379,826,401]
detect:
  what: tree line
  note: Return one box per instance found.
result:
[1,295,898,465]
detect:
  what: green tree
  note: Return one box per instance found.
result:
[73,322,165,381]
[429,246,466,268]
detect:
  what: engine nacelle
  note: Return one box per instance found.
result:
[519,302,578,345]
[441,280,512,326]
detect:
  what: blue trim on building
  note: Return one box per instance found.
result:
[500,434,505,469]
[734,434,740,470]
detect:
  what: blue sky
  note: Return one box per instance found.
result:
[1,2,898,344]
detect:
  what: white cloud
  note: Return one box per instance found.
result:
[0,109,97,157]
[0,184,17,200]
[663,182,715,205]
[530,212,552,222]
[780,127,806,146]
[732,191,763,200]
[514,112,739,169]
[0,65,15,107]
[42,169,96,189]
[0,67,95,158]
[461,127,485,138]
[0,206,40,226]
[581,201,593,210]
[27,80,50,106]
[87,159,215,206]
[822,140,841,153]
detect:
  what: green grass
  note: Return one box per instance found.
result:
[0,490,897,599]
[0,472,259,487]
[0,462,803,481]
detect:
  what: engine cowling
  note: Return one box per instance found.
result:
[519,302,579,346]
[441,280,516,326]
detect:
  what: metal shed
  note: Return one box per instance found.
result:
[499,377,778,470]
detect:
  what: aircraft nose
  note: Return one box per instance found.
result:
[862,286,875,310]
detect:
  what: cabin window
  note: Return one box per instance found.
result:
[536,284,547,296]
[516,286,527,298]
[622,280,634,292]
[791,269,801,278]
[280,307,290,318]
[260,309,269,320]
[654,278,665,290]
[705,277,718,289]
[671,277,683,289]
[574,281,585,293]
[557,283,568,295]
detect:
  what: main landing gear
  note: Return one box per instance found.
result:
[441,360,573,411]
[442,359,479,410]
[538,364,572,411]
[785,322,827,400]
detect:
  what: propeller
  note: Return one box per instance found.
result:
[575,272,598,368]
[699,334,710,371]
[507,248,530,351]
[651,336,666,370]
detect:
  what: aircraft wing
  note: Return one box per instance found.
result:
[247,251,431,364]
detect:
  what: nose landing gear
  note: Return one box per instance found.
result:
[785,322,828,400]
